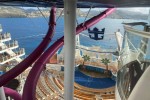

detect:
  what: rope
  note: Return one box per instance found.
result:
[127,38,138,52]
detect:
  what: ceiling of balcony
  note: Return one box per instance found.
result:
[0,0,150,8]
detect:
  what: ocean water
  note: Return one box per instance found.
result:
[0,17,145,55]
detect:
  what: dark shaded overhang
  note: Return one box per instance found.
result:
[0,0,150,8]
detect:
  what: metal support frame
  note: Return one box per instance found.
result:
[0,87,6,100]
[64,0,77,100]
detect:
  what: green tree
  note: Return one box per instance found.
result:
[82,55,90,67]
[101,58,110,74]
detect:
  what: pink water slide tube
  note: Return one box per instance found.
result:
[0,6,56,87]
[4,87,22,100]
[23,8,116,100]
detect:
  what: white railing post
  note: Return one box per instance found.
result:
[0,87,6,100]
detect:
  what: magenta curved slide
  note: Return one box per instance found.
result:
[0,7,56,87]
[22,8,116,100]
[4,87,22,100]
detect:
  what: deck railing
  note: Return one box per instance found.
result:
[57,55,118,72]
[0,48,25,63]
[0,40,18,51]
[117,60,150,100]
[0,33,11,40]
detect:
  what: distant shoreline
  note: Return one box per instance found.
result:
[0,6,148,20]
[0,16,145,20]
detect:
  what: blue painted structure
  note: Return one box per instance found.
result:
[75,67,116,89]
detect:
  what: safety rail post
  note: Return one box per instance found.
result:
[64,0,77,100]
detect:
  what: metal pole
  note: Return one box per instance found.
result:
[64,0,77,100]
[0,86,6,100]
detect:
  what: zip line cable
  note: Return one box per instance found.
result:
[76,18,79,26]
[76,8,80,26]
[83,4,93,26]
[56,8,64,22]
[20,6,45,33]
[37,6,49,23]
[14,32,112,41]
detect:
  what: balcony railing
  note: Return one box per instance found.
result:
[15,48,25,55]
[0,40,18,51]
[0,48,25,63]
[117,60,150,100]
[0,33,11,40]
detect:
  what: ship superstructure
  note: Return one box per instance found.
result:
[1,0,150,99]
[0,24,25,66]
[116,22,150,100]
[0,24,25,98]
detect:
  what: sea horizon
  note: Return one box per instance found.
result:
[0,17,147,56]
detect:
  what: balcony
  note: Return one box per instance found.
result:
[0,40,19,53]
[0,33,11,42]
[0,48,25,64]
[0,25,2,32]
